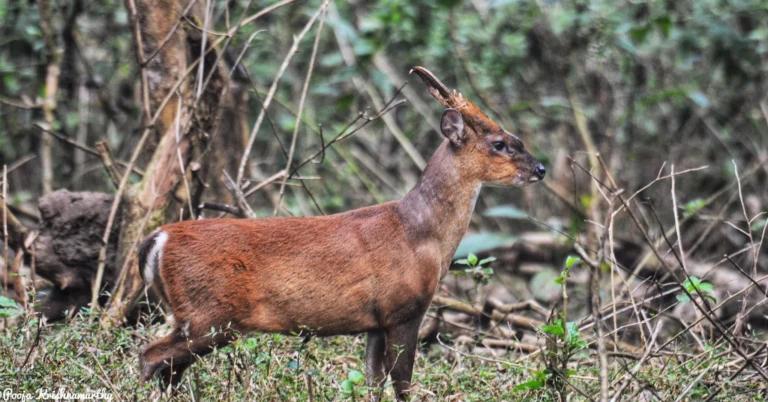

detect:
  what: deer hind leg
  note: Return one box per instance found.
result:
[139,329,189,387]
[157,362,191,390]
[139,325,236,389]
[384,319,422,401]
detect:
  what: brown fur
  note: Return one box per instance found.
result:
[138,67,544,399]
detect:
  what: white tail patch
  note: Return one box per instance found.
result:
[144,231,168,284]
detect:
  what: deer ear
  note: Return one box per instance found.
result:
[440,108,465,147]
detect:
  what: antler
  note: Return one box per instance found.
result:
[409,66,453,108]
[410,66,499,132]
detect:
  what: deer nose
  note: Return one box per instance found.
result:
[535,163,546,180]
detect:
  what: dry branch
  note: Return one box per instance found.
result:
[38,0,61,195]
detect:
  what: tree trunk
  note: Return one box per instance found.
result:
[101,0,235,326]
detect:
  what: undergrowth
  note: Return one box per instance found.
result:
[0,306,763,401]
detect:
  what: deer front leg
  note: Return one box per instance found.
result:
[366,330,386,400]
[384,318,422,401]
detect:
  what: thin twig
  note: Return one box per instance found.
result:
[20,316,43,370]
[173,92,195,219]
[125,0,151,119]
[199,202,243,217]
[89,126,154,312]
[34,124,144,176]
[732,160,758,337]
[96,142,123,188]
[236,3,326,186]
[7,154,36,174]
[223,171,256,218]
[11,247,26,308]
[274,0,330,216]
[0,95,41,109]
[2,165,8,297]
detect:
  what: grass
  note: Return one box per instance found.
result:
[1,305,765,401]
[0,308,523,401]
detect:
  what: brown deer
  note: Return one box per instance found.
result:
[138,66,545,400]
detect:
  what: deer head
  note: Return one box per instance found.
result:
[411,66,545,187]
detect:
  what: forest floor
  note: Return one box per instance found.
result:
[1,307,764,401]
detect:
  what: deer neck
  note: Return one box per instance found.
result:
[398,140,482,263]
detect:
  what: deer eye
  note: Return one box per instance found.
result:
[492,141,506,151]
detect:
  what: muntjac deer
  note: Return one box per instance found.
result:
[138,66,545,399]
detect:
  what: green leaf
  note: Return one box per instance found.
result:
[676,293,691,303]
[0,297,18,318]
[540,324,564,337]
[683,277,702,291]
[554,277,563,285]
[455,259,470,266]
[566,322,580,342]
[683,198,706,218]
[0,308,17,318]
[348,370,364,384]
[654,15,672,38]
[0,296,17,308]
[509,101,534,113]
[691,277,702,288]
[599,261,611,273]
[579,194,594,209]
[698,282,713,294]
[341,379,354,393]
[482,267,494,276]
[335,93,356,111]
[478,256,497,266]
[629,25,651,44]
[484,205,528,219]
[467,253,478,266]
[565,256,582,269]
[245,338,258,351]
[639,88,687,106]
[514,379,545,391]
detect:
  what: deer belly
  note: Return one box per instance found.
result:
[244,282,382,336]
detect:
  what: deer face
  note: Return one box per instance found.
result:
[481,129,545,187]
[439,108,544,187]
[414,66,545,188]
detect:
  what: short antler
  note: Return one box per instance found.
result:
[410,66,499,132]
[409,66,454,108]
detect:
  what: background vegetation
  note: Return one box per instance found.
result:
[1,0,768,400]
